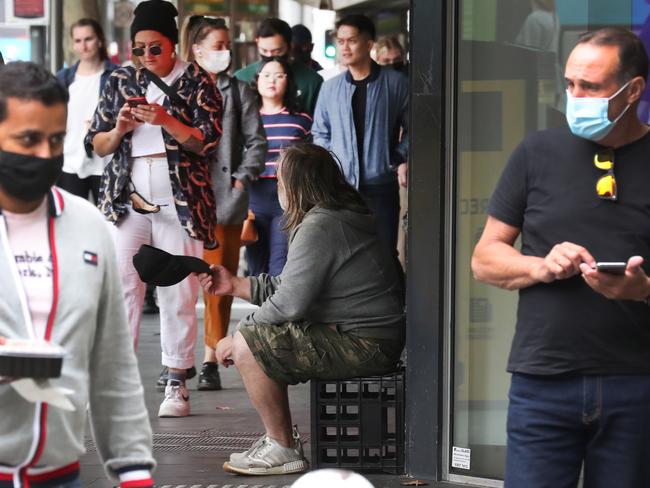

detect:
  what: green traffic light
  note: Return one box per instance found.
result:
[325,45,336,58]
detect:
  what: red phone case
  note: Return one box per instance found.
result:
[127,97,147,107]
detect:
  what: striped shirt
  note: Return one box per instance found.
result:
[260,108,312,178]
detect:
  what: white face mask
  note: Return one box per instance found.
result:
[197,49,231,74]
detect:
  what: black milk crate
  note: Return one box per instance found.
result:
[310,369,404,474]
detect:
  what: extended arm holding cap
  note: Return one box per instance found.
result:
[198,265,251,301]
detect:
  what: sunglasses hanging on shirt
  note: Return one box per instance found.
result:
[593,149,617,201]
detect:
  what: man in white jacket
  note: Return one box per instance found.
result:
[0,61,155,488]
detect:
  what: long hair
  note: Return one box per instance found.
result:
[254,56,300,114]
[181,15,228,62]
[70,18,109,61]
[278,143,369,231]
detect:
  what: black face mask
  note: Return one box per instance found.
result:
[260,52,289,63]
[0,150,63,202]
[390,61,405,72]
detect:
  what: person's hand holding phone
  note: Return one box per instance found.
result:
[534,241,595,283]
[580,256,650,301]
[130,102,170,126]
[115,102,143,135]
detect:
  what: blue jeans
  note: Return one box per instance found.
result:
[505,373,650,488]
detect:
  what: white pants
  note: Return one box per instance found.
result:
[114,156,203,369]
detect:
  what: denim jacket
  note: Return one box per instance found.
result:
[312,62,408,187]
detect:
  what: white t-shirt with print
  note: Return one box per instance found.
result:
[4,199,52,339]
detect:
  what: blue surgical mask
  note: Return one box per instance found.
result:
[565,82,631,141]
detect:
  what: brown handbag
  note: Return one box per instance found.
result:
[240,209,259,246]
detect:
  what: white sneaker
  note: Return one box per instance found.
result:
[229,435,265,463]
[158,379,190,417]
[223,426,308,475]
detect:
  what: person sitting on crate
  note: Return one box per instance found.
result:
[198,143,405,476]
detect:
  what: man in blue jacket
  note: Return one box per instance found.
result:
[312,14,408,252]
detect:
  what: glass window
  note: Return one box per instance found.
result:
[451,0,646,482]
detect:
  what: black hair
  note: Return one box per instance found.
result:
[335,14,376,41]
[0,62,69,123]
[182,15,228,62]
[254,56,300,114]
[256,18,292,45]
[291,24,312,45]
[578,27,649,82]
[70,18,109,61]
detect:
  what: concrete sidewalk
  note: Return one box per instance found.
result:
[80,300,410,487]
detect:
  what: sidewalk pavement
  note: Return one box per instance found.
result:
[80,299,412,488]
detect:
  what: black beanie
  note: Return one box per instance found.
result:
[130,0,179,44]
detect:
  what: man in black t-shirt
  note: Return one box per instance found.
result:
[472,27,650,488]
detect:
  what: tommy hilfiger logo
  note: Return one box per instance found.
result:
[83,251,98,266]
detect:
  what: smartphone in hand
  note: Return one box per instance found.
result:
[595,262,627,275]
[126,96,147,108]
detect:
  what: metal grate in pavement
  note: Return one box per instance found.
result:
[85,431,309,453]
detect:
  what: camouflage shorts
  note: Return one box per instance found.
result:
[238,321,404,385]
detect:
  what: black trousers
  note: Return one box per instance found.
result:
[359,180,400,253]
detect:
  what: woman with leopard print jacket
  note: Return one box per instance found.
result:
[84,0,222,418]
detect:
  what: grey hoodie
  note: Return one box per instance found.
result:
[243,207,404,333]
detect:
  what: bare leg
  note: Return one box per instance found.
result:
[203,345,217,363]
[231,331,293,447]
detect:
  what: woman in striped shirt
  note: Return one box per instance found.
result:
[246,56,312,276]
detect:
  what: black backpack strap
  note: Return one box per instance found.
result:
[142,67,187,109]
